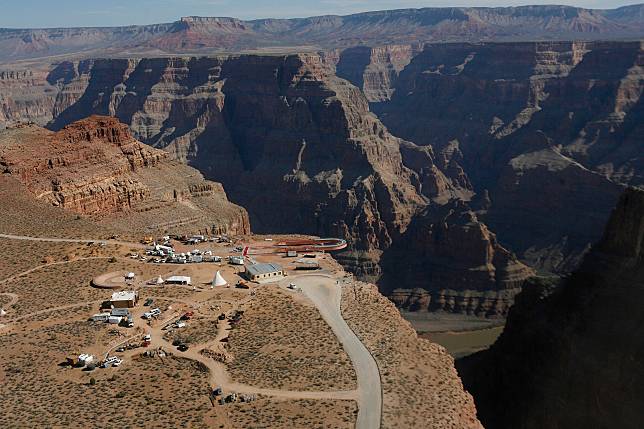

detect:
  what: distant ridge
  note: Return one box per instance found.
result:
[1,4,643,62]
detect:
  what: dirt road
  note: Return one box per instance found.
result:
[291,275,382,429]
[0,233,145,248]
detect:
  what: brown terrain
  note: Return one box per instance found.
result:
[0,5,642,428]
[0,116,250,237]
[458,187,644,429]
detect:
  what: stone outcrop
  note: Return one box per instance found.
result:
[458,187,644,429]
[0,116,250,236]
[324,44,424,102]
[0,67,55,128]
[381,200,534,316]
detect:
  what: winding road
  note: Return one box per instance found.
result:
[292,274,382,429]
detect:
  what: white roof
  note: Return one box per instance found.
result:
[126,272,135,278]
[166,276,191,282]
[213,271,227,287]
[246,263,283,276]
[111,291,137,302]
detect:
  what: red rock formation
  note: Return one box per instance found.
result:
[0,116,250,235]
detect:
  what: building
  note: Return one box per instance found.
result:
[108,315,122,324]
[165,276,192,285]
[245,263,284,282]
[213,271,227,287]
[110,291,138,308]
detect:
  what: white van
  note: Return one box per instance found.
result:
[142,308,161,319]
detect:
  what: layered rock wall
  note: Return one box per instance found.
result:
[0,41,641,315]
[0,116,250,236]
[374,41,640,273]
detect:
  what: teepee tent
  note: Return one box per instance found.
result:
[156,276,165,285]
[213,271,227,287]
[0,308,6,317]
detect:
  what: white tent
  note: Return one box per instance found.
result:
[213,271,227,287]
[0,308,6,317]
[156,276,165,285]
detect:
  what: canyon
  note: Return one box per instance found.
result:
[458,187,644,429]
[0,5,642,429]
[0,39,642,315]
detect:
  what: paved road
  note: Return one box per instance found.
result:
[292,275,382,429]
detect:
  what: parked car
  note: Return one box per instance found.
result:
[144,298,154,307]
[178,344,189,352]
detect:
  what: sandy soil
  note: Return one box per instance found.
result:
[226,285,357,392]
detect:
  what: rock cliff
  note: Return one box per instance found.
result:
[373,41,640,273]
[341,279,483,428]
[45,55,427,260]
[0,116,250,236]
[382,200,534,316]
[458,187,644,429]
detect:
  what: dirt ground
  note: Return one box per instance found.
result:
[226,398,358,428]
[226,285,357,392]
[0,232,362,428]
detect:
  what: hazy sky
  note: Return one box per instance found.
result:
[0,0,638,28]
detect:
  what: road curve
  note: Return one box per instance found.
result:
[292,275,382,429]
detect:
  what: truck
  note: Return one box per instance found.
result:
[142,308,161,319]
[101,356,123,368]
[235,280,250,289]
